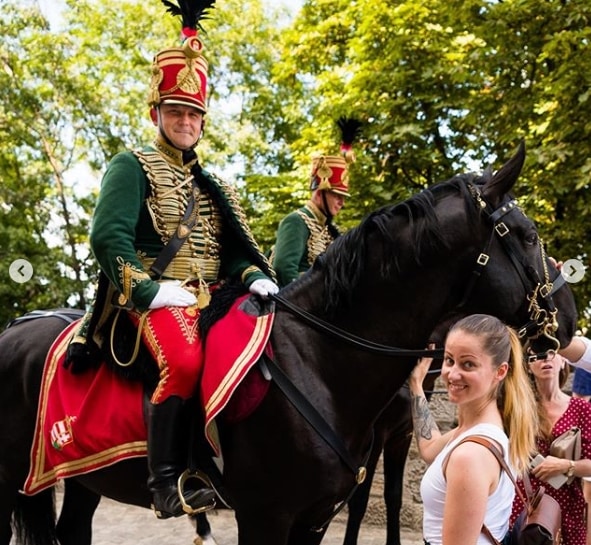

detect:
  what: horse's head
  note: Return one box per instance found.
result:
[421,142,577,353]
[315,142,577,353]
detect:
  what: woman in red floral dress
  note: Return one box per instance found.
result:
[510,351,591,545]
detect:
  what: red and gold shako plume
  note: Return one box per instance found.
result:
[310,117,362,197]
[148,0,216,113]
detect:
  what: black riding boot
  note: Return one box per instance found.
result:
[147,396,215,519]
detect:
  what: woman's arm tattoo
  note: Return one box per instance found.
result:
[411,393,438,440]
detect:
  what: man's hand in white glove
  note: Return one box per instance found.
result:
[148,282,197,309]
[249,278,279,299]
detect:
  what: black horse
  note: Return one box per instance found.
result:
[1,144,578,545]
[342,386,423,545]
[342,363,449,545]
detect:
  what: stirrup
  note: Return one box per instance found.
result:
[178,469,217,515]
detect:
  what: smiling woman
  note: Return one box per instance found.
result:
[409,314,538,545]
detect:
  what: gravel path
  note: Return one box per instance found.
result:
[9,487,424,544]
[89,498,425,545]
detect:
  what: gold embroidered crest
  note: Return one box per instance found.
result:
[316,158,333,191]
[177,62,201,95]
[177,223,191,238]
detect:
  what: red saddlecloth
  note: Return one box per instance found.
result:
[201,294,274,454]
[23,295,274,494]
[23,320,147,495]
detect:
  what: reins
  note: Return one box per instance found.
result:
[268,293,444,359]
[263,295,444,532]
[261,295,443,533]
[259,354,374,532]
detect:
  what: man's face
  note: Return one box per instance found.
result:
[323,191,346,217]
[152,103,204,150]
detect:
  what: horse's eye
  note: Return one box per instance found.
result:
[525,232,538,245]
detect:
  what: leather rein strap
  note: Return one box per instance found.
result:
[259,355,373,532]
[263,295,440,530]
[262,296,442,532]
[260,355,370,479]
[269,293,444,359]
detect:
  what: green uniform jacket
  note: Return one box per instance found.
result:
[272,201,339,287]
[90,144,273,312]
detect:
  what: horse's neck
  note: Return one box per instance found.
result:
[270,304,422,434]
[281,267,458,352]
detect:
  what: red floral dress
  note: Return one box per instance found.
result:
[510,397,591,545]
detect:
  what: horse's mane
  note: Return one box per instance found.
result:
[318,172,486,314]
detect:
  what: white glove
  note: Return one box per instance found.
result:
[249,278,279,299]
[148,282,197,309]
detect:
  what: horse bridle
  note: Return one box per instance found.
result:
[465,181,562,357]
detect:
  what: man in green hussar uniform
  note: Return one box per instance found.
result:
[272,118,361,287]
[71,0,278,520]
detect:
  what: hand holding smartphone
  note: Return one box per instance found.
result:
[529,453,568,489]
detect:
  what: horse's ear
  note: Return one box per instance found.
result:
[481,141,525,205]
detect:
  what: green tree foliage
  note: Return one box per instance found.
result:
[1,0,590,333]
[200,0,302,248]
[0,0,289,324]
[0,1,163,324]
[1,4,90,320]
[278,0,591,326]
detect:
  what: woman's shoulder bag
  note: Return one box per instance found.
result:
[549,426,581,485]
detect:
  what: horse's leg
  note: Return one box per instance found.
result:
[342,437,383,545]
[382,431,412,545]
[55,479,101,545]
[0,486,18,545]
[192,512,216,545]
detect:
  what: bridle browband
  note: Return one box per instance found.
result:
[465,181,562,355]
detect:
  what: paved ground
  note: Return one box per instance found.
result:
[89,498,425,545]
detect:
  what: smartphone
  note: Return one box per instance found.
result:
[529,454,568,489]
